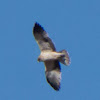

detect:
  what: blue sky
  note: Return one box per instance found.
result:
[0,0,100,100]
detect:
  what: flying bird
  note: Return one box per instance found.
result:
[33,22,70,91]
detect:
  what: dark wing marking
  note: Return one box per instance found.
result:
[44,60,61,91]
[33,22,56,51]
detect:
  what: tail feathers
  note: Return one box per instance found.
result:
[59,50,70,66]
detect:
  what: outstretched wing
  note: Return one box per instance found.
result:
[33,22,56,51]
[44,60,61,91]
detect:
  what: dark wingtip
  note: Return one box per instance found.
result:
[33,22,44,33]
[47,78,60,91]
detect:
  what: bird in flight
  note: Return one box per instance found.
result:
[33,22,70,91]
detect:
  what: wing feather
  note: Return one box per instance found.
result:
[33,22,56,51]
[44,60,61,91]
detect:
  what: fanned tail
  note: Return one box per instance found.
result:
[59,50,70,66]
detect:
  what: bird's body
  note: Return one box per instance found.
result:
[38,51,64,62]
[33,22,70,91]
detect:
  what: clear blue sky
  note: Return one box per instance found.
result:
[0,0,100,100]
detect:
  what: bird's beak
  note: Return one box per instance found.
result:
[37,58,40,62]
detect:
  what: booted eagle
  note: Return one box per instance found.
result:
[33,22,70,91]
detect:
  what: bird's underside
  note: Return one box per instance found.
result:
[38,51,65,62]
[33,22,70,91]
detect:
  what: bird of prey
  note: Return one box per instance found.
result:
[33,22,70,91]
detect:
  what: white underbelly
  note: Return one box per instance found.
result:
[40,52,63,61]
